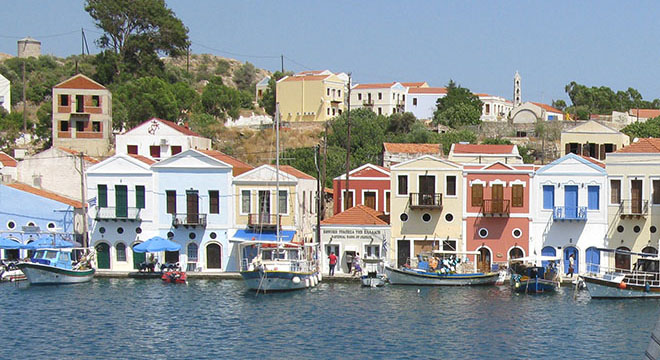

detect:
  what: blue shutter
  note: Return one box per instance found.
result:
[543,185,555,209]
[588,186,599,210]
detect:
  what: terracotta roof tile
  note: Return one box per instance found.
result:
[156,118,201,137]
[321,204,389,225]
[324,187,333,195]
[354,82,397,89]
[5,183,83,208]
[280,165,315,180]
[400,82,426,88]
[282,75,330,82]
[198,150,254,176]
[531,102,562,114]
[578,155,605,168]
[128,154,156,165]
[0,151,17,167]
[408,87,447,94]
[57,147,100,164]
[54,74,106,90]
[452,144,515,154]
[629,109,660,119]
[383,142,442,154]
[615,138,660,153]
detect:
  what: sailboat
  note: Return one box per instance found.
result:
[239,104,321,292]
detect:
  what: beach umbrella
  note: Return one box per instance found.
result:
[22,235,77,250]
[0,237,22,249]
[133,236,181,253]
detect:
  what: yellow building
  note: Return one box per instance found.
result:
[276,70,348,122]
[389,155,463,267]
[605,138,660,271]
[561,120,630,160]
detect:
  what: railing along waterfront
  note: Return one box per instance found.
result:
[553,206,587,221]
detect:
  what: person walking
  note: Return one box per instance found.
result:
[328,252,337,276]
[568,254,575,277]
[352,253,362,277]
[345,252,353,274]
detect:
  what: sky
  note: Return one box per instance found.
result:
[2,1,660,105]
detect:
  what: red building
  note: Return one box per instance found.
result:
[464,162,535,272]
[333,163,391,216]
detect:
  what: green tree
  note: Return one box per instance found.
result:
[482,137,512,145]
[233,61,256,92]
[258,71,292,116]
[433,80,483,128]
[551,99,567,111]
[200,76,242,120]
[438,129,477,154]
[85,0,189,78]
[622,116,660,138]
[188,113,219,139]
[112,76,179,130]
[327,108,388,166]
[387,112,417,133]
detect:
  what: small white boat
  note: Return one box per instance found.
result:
[17,248,95,285]
[581,248,660,298]
[361,258,387,287]
[0,260,26,282]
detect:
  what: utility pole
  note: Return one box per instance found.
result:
[281,54,284,73]
[79,152,88,248]
[22,60,26,133]
[344,73,352,210]
[186,45,190,74]
[315,144,321,245]
[321,121,328,219]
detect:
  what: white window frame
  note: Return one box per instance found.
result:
[278,189,289,216]
[651,177,660,206]
[361,189,379,211]
[384,190,391,215]
[396,174,409,197]
[609,177,623,206]
[240,190,251,215]
[445,174,458,198]
[341,189,356,212]
[364,244,381,259]
[417,174,436,194]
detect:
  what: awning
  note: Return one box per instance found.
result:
[231,230,296,242]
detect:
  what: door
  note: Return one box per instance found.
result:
[585,247,600,273]
[364,191,377,210]
[564,185,578,219]
[564,246,579,274]
[632,180,642,213]
[132,243,145,269]
[419,175,435,205]
[542,246,556,269]
[96,243,110,269]
[492,184,503,213]
[115,185,128,218]
[258,190,270,224]
[477,248,491,273]
[206,243,221,269]
[397,239,410,268]
[186,190,199,224]
[615,246,631,271]
[165,251,179,264]
[509,247,524,260]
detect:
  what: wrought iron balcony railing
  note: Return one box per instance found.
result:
[619,199,648,217]
[481,199,510,216]
[248,214,282,230]
[172,213,207,227]
[409,193,443,209]
[553,206,587,221]
[95,207,141,221]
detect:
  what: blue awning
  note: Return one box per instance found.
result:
[232,230,296,242]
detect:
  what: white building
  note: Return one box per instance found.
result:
[476,94,513,122]
[0,73,10,113]
[405,87,447,120]
[530,153,608,275]
[350,82,407,116]
[511,102,564,123]
[0,151,17,182]
[115,117,212,160]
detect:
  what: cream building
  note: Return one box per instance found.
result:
[561,120,630,160]
[276,70,348,122]
[448,144,523,165]
[389,155,463,268]
[350,82,407,116]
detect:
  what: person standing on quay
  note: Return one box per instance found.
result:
[345,252,353,274]
[568,254,575,277]
[352,253,362,277]
[328,252,337,276]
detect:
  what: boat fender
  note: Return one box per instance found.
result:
[515,282,520,288]
[312,276,317,286]
[292,276,301,284]
[619,281,627,289]
[305,278,310,287]
[646,283,651,292]
[317,273,322,282]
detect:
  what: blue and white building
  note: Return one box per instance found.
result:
[530,153,608,275]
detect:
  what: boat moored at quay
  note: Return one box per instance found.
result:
[581,248,660,298]
[17,248,95,285]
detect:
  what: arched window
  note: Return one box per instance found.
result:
[509,247,524,260]
[116,243,126,262]
[615,246,631,271]
[187,243,199,262]
[641,246,659,273]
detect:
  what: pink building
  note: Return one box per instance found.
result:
[333,164,391,215]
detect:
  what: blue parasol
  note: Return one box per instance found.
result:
[0,237,22,249]
[133,236,181,253]
[22,235,78,250]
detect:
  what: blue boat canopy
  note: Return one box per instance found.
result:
[0,237,22,249]
[22,236,78,249]
[232,230,296,242]
[133,236,182,253]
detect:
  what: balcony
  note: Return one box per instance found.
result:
[75,131,103,139]
[619,200,649,218]
[481,199,510,216]
[172,213,207,227]
[330,96,343,104]
[95,207,142,221]
[363,99,374,106]
[248,213,282,231]
[409,193,443,210]
[553,206,587,221]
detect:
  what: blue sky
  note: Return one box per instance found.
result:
[2,1,660,105]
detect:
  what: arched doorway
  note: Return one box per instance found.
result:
[585,247,600,273]
[206,243,222,269]
[187,243,199,271]
[132,243,145,269]
[615,246,631,271]
[3,238,21,260]
[508,247,524,261]
[96,243,111,269]
[641,246,658,272]
[165,251,179,264]
[542,246,556,269]
[564,247,579,274]
[477,247,491,273]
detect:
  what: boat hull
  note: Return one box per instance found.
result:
[1,269,26,282]
[384,266,498,286]
[17,263,95,285]
[361,275,386,287]
[240,270,319,291]
[582,275,660,298]
[512,278,557,293]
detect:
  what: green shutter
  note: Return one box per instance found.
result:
[98,185,107,208]
[136,186,145,209]
[115,185,128,218]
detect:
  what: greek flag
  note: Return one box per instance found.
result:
[87,197,96,207]
[382,236,388,257]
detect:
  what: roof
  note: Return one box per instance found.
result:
[353,82,397,90]
[383,142,442,154]
[281,75,331,82]
[615,138,660,153]
[5,183,82,208]
[578,155,605,168]
[408,87,447,94]
[280,165,315,180]
[0,151,17,167]
[401,82,427,88]
[629,109,660,119]
[531,102,562,114]
[321,204,389,226]
[324,187,333,195]
[452,144,515,154]
[127,154,156,165]
[57,147,100,164]
[197,150,254,176]
[54,74,106,90]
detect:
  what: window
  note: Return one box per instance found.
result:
[209,190,219,214]
[92,121,101,132]
[588,186,600,210]
[378,92,382,100]
[187,243,198,261]
[512,184,524,207]
[98,185,107,208]
[332,108,336,116]
[150,146,160,158]
[365,245,380,259]
[543,185,555,209]
[512,228,522,238]
[343,191,354,210]
[60,121,69,132]
[397,175,408,195]
[92,95,100,107]
[302,191,306,213]
[127,145,138,154]
[166,190,176,214]
[378,107,382,115]
[59,94,69,106]
[479,228,488,238]
[471,184,483,207]
[327,88,330,96]
[485,104,490,115]
[171,146,182,155]
[76,121,85,132]
[654,180,660,205]
[446,176,456,196]
[278,191,287,214]
[385,191,391,214]
[327,108,330,115]
[413,98,417,106]
[422,213,431,222]
[338,90,341,97]
[76,94,84,112]
[241,190,250,214]
[610,180,621,204]
[135,185,145,209]
[358,93,362,100]
[116,243,126,262]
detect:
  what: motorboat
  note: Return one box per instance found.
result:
[161,270,187,284]
[581,248,660,298]
[361,258,387,287]
[384,250,499,286]
[0,260,26,282]
[17,248,95,285]
[509,256,561,294]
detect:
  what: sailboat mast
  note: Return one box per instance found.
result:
[275,103,280,244]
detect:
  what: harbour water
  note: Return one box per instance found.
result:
[1,279,657,359]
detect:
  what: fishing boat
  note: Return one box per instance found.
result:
[0,260,26,282]
[384,250,499,286]
[509,256,561,294]
[161,269,187,284]
[17,248,95,285]
[581,248,660,298]
[361,258,387,287]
